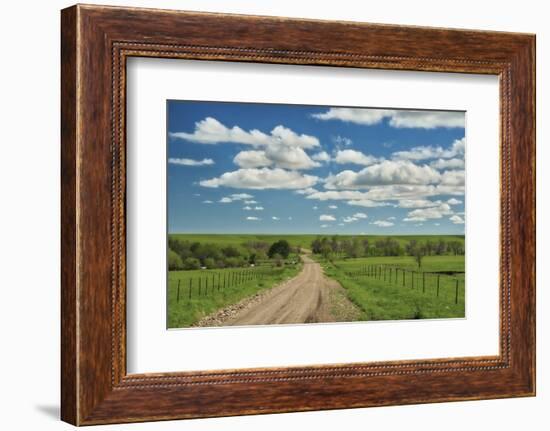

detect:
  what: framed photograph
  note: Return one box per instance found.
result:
[61,4,535,425]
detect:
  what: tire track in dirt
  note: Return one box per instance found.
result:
[195,255,360,327]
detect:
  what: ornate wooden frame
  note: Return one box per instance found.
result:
[61,4,536,425]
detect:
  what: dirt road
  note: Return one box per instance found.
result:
[196,255,360,327]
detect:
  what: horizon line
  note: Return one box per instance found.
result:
[168,232,465,236]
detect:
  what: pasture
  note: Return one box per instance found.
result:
[168,263,302,328]
[321,255,465,321]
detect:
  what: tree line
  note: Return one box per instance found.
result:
[168,237,295,271]
[311,236,464,267]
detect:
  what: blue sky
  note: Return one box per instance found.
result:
[167,100,465,235]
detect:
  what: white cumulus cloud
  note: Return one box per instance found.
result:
[397,199,442,208]
[312,108,395,125]
[200,168,318,190]
[320,214,336,221]
[430,158,465,170]
[372,220,394,227]
[295,187,318,195]
[168,157,215,166]
[450,215,465,224]
[233,146,320,170]
[218,193,254,203]
[333,149,381,166]
[392,138,465,161]
[440,170,465,186]
[170,117,319,149]
[447,198,463,205]
[233,150,272,168]
[312,108,464,129]
[403,203,453,222]
[346,199,392,208]
[325,160,441,189]
[312,151,331,162]
[246,216,260,221]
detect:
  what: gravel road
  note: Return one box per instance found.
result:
[195,255,360,327]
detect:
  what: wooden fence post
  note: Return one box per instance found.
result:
[455,279,459,304]
[189,278,192,300]
[198,277,202,296]
[177,279,180,303]
[422,272,426,293]
[437,275,440,297]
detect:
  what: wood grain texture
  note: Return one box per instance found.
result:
[60,4,536,425]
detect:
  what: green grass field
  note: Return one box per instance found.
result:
[320,255,465,321]
[169,233,465,251]
[167,234,466,327]
[168,263,302,328]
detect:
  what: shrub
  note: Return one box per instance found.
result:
[268,240,291,259]
[168,249,183,270]
[203,257,216,269]
[224,257,240,268]
[182,257,200,270]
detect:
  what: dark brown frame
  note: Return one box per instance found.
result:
[61,4,536,426]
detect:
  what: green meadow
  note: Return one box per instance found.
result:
[168,263,302,328]
[319,255,465,321]
[167,234,466,327]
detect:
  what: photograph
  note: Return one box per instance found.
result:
[166,101,466,329]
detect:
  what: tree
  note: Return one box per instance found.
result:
[168,249,183,270]
[362,238,370,256]
[268,240,291,259]
[413,248,425,268]
[435,239,447,255]
[203,257,216,269]
[448,240,464,255]
[405,239,418,255]
[320,243,332,260]
[311,238,322,254]
[406,239,425,267]
[271,253,284,267]
[222,245,241,258]
[424,240,434,256]
[330,236,341,257]
[224,257,240,268]
[182,257,200,270]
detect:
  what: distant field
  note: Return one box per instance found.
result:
[320,255,465,321]
[332,255,465,273]
[169,233,465,251]
[168,263,302,328]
